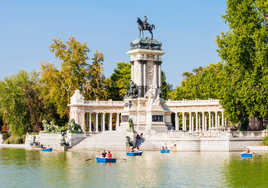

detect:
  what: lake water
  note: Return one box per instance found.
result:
[1,148,268,187]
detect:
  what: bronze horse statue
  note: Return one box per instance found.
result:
[137,17,155,39]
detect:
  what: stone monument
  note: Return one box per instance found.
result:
[121,16,172,131]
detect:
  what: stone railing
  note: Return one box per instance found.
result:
[166,98,220,106]
[83,99,124,106]
[146,130,266,139]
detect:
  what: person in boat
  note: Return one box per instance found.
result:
[165,146,168,150]
[47,145,50,149]
[136,146,139,151]
[161,146,165,150]
[102,150,107,157]
[131,147,135,153]
[246,148,250,153]
[107,151,112,158]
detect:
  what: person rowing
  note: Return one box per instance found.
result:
[101,150,107,158]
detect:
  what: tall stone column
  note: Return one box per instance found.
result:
[204,113,207,131]
[116,113,120,130]
[218,113,220,127]
[225,118,227,127]
[158,61,162,90]
[209,111,211,130]
[192,114,194,131]
[222,111,224,126]
[130,61,134,81]
[102,113,105,132]
[189,112,192,131]
[95,113,99,132]
[109,113,113,131]
[175,112,179,130]
[196,112,198,131]
[215,111,218,128]
[198,113,201,131]
[182,112,185,131]
[153,61,158,87]
[89,113,92,132]
[202,112,205,132]
[138,60,143,97]
[143,61,147,95]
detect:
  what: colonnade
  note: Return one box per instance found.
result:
[85,112,121,132]
[174,111,228,131]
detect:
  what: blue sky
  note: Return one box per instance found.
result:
[0,0,228,88]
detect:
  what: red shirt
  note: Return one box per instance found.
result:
[107,153,112,158]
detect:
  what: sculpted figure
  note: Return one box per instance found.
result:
[69,119,82,132]
[128,118,134,130]
[145,85,161,106]
[125,79,138,98]
[137,15,155,38]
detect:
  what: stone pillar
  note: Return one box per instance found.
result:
[202,112,205,132]
[192,114,194,131]
[116,113,120,130]
[89,113,92,132]
[182,112,185,131]
[189,112,192,131]
[158,62,161,90]
[143,61,147,95]
[196,112,198,131]
[222,111,224,126]
[218,113,220,127]
[102,113,105,132]
[95,113,99,132]
[225,118,227,127]
[138,60,143,97]
[130,61,134,81]
[175,112,179,130]
[109,113,113,131]
[199,113,201,131]
[153,61,158,87]
[209,111,211,130]
[205,113,207,131]
[215,111,218,128]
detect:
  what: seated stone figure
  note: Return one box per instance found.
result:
[41,119,61,133]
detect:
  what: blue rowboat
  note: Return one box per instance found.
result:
[160,150,170,153]
[95,157,117,163]
[42,148,52,152]
[241,153,252,158]
[126,150,143,156]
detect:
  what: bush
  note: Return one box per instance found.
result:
[5,135,25,144]
[2,133,11,141]
[263,136,268,146]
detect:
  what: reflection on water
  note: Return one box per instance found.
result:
[0,148,268,187]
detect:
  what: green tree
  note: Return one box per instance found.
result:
[40,37,107,119]
[161,71,173,100]
[0,70,44,135]
[169,63,224,100]
[106,62,131,100]
[216,0,268,125]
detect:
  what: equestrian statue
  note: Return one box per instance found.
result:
[137,15,155,39]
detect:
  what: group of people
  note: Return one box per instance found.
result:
[161,146,168,150]
[131,146,140,153]
[101,150,112,158]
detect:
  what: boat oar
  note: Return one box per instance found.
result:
[85,158,95,161]
[172,150,178,152]
[116,158,127,160]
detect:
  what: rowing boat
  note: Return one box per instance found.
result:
[126,150,143,156]
[42,148,52,152]
[241,153,252,158]
[95,156,117,163]
[160,150,170,153]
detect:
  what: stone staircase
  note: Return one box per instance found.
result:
[71,126,134,150]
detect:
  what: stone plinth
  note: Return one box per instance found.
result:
[59,146,69,151]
